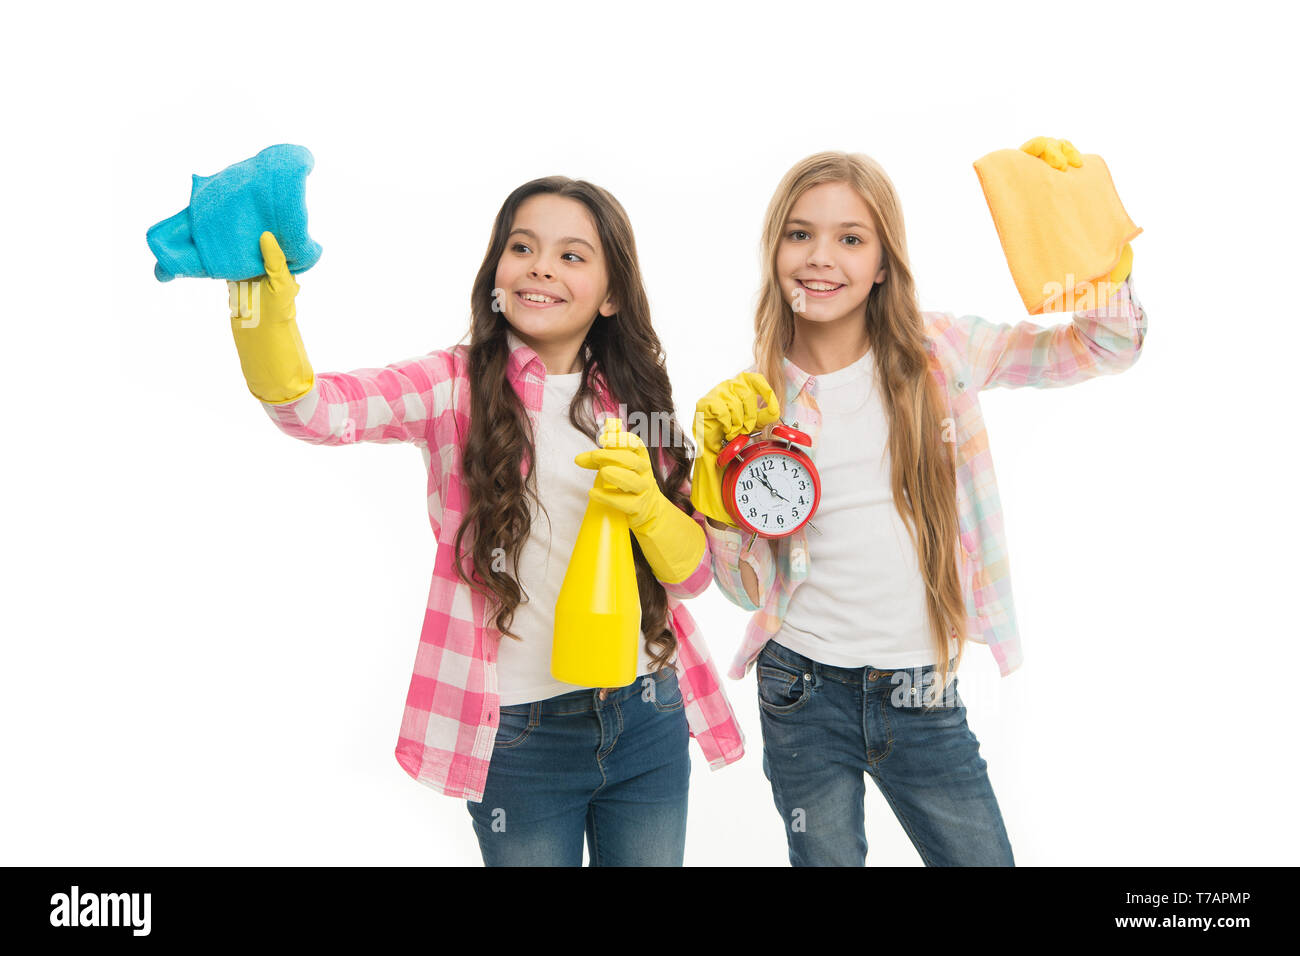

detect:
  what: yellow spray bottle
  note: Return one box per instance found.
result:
[551,419,642,688]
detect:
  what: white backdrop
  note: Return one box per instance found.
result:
[3,0,1295,866]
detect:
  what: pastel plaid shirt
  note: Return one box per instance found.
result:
[260,334,745,802]
[705,275,1148,680]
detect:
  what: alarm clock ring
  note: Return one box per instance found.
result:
[716,422,821,540]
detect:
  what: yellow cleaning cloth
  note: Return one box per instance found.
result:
[973,148,1142,314]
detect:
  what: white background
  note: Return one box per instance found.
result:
[3,0,1296,866]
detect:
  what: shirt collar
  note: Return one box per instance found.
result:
[504,327,614,412]
[779,331,942,396]
[505,327,545,383]
[780,354,817,401]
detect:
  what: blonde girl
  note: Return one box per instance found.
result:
[692,145,1145,866]
[227,176,744,866]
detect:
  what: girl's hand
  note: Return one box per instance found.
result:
[574,418,664,530]
[693,372,781,456]
[1019,136,1134,285]
[690,372,781,527]
[227,231,301,330]
[227,231,315,404]
[1105,241,1134,285]
[574,419,706,584]
[1020,135,1082,171]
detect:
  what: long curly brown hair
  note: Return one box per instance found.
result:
[451,176,692,672]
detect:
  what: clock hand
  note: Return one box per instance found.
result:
[756,472,789,501]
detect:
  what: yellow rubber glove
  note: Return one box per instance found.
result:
[1108,240,1134,284]
[1019,135,1083,171]
[1020,135,1134,287]
[574,418,705,585]
[690,372,782,527]
[227,231,315,405]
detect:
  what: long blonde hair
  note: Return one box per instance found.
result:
[754,151,967,693]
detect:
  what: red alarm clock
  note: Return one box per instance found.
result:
[716,423,821,538]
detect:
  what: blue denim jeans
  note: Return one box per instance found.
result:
[757,639,1014,867]
[466,667,690,866]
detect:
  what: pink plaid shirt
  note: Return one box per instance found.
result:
[706,275,1149,680]
[260,335,745,802]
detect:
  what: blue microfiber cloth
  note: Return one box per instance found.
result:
[146,143,322,282]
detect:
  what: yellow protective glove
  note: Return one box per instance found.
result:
[1019,135,1083,172]
[574,418,705,585]
[1020,135,1134,287]
[690,372,781,527]
[227,231,315,405]
[1108,240,1134,284]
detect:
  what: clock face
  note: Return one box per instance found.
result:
[727,448,817,537]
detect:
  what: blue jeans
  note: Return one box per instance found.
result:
[756,640,1014,867]
[466,667,690,866]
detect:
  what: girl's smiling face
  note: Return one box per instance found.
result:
[776,181,887,326]
[494,193,617,350]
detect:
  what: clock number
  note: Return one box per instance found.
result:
[730,449,817,535]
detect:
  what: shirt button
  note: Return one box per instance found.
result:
[955,380,966,391]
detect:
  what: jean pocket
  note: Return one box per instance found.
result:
[494,705,538,749]
[756,651,812,716]
[647,669,684,713]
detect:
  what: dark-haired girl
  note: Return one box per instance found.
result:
[227,177,744,866]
